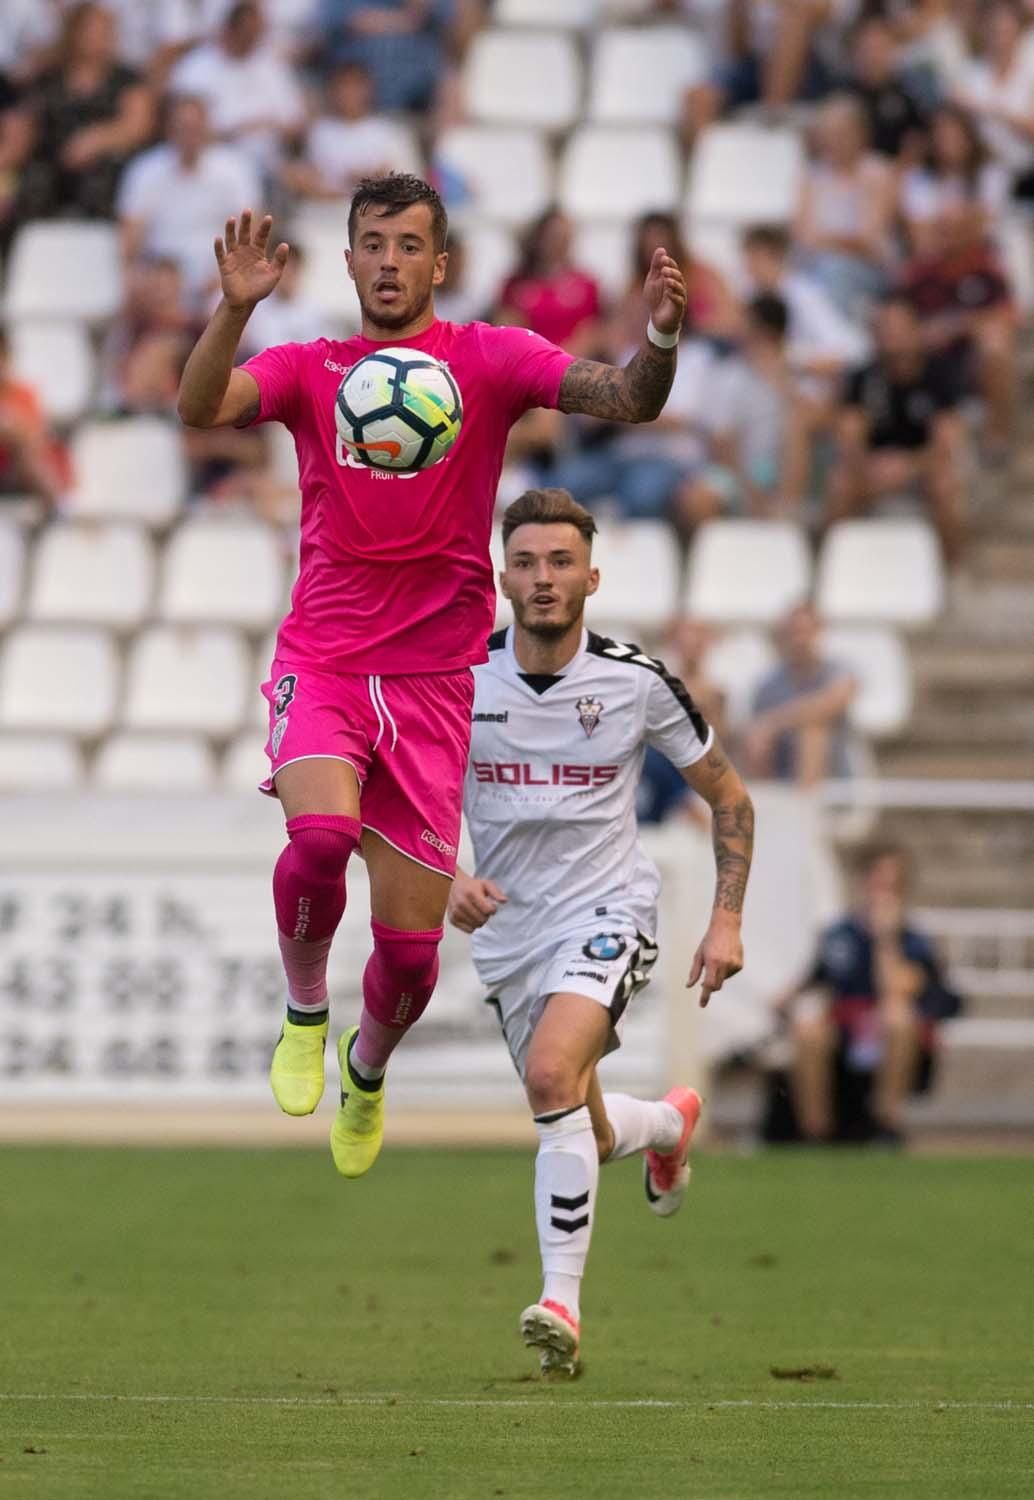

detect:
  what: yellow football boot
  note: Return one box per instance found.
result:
[330,1026,385,1178]
[269,1014,328,1116]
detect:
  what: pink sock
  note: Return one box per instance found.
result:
[273,814,361,1012]
[353,919,442,1071]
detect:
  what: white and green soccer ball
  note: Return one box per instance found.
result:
[334,347,463,473]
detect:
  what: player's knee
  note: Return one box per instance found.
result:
[371,921,442,992]
[525,1055,581,1115]
[286,815,360,884]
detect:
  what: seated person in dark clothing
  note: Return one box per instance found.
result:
[768,841,963,1145]
[845,13,927,164]
[14,2,153,223]
[827,294,966,564]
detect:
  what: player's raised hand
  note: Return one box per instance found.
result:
[687,916,743,1008]
[448,871,508,934]
[643,246,687,337]
[214,211,290,310]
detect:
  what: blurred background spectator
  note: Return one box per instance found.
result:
[741,600,856,787]
[97,255,195,415]
[168,1,305,177]
[0,325,68,511]
[795,93,896,321]
[766,841,964,1145]
[497,208,601,354]
[117,93,260,309]
[314,0,459,113]
[10,1,153,226]
[827,295,966,564]
[281,61,415,200]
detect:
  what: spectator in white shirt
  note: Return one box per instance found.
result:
[169,0,305,176]
[118,93,260,306]
[954,0,1034,196]
[741,224,870,393]
[281,61,416,201]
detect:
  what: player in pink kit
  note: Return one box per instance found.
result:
[177,174,687,1176]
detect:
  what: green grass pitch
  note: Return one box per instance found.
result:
[1,1145,1032,1498]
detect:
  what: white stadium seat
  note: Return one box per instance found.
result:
[464,31,582,130]
[71,418,186,526]
[683,520,811,624]
[0,625,119,735]
[28,522,155,629]
[93,733,217,791]
[3,220,122,324]
[687,124,805,226]
[589,27,707,124]
[293,207,362,330]
[822,624,914,739]
[0,733,85,790]
[703,627,778,732]
[159,517,285,630]
[223,730,268,791]
[559,126,682,222]
[496,0,599,26]
[0,521,26,627]
[815,519,944,628]
[9,322,95,425]
[436,127,553,227]
[572,220,633,302]
[591,520,679,633]
[124,626,250,736]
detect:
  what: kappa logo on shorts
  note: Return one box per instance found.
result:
[576,695,603,738]
[273,674,297,717]
[271,715,289,757]
[582,933,627,963]
[420,828,457,857]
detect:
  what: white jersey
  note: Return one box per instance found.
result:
[465,627,713,985]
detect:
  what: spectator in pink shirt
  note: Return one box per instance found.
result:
[497,208,602,355]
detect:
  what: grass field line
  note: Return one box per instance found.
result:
[2,1393,1033,1414]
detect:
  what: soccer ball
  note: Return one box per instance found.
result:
[335,347,463,473]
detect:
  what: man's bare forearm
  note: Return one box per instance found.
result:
[711,794,755,917]
[177,298,255,427]
[558,340,677,423]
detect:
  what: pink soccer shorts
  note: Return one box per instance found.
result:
[259,660,474,877]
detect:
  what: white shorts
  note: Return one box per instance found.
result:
[482,924,659,1082]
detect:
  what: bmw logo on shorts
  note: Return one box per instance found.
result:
[582,933,627,963]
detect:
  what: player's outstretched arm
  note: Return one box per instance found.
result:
[557,247,686,424]
[680,739,755,1007]
[447,868,508,935]
[177,210,289,429]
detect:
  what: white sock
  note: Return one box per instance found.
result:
[533,1105,598,1324]
[603,1093,683,1161]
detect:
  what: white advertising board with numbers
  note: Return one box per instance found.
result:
[0,796,682,1104]
[0,789,833,1105]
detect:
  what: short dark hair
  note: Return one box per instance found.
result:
[747,292,789,339]
[853,840,913,881]
[348,173,448,254]
[501,489,598,550]
[743,224,790,256]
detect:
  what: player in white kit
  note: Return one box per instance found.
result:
[449,488,755,1376]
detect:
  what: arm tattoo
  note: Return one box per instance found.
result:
[558,342,677,424]
[711,797,755,916]
[233,396,260,428]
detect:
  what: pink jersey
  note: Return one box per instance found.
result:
[242,320,574,675]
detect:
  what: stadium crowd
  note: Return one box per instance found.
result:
[0,0,1028,797]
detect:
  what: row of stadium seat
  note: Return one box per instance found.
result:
[1,125,801,326]
[0,514,944,636]
[0,729,266,793]
[460,26,707,130]
[0,615,912,785]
